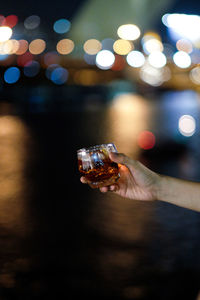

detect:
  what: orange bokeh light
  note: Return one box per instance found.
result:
[15,40,29,55]
[56,39,74,55]
[29,39,46,55]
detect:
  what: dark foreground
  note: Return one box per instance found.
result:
[0,104,200,300]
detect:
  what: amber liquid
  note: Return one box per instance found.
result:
[78,156,119,188]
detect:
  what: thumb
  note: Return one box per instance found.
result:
[109,152,137,170]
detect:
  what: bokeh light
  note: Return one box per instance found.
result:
[43,51,60,66]
[56,39,74,55]
[5,39,20,54]
[53,19,71,34]
[162,13,200,44]
[0,15,5,26]
[113,39,133,55]
[3,15,18,28]
[117,24,141,41]
[148,51,167,68]
[190,49,200,64]
[143,38,163,54]
[176,39,193,53]
[173,51,191,68]
[24,61,40,77]
[0,54,9,61]
[4,67,20,84]
[45,64,60,79]
[15,40,28,55]
[83,53,96,65]
[178,115,196,137]
[50,67,68,84]
[0,40,19,54]
[111,55,126,71]
[101,38,115,51]
[17,52,33,66]
[0,26,12,42]
[0,42,7,55]
[162,13,170,26]
[126,51,145,68]
[96,50,115,70]
[24,15,40,30]
[189,66,200,84]
[142,32,161,43]
[140,64,164,86]
[29,39,46,55]
[83,39,102,55]
[138,131,156,150]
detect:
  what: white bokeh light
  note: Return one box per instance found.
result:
[162,13,200,43]
[117,24,141,41]
[178,115,196,137]
[190,66,200,84]
[140,64,163,86]
[0,26,12,42]
[143,39,163,54]
[96,50,115,70]
[148,51,167,68]
[126,51,145,67]
[173,51,191,68]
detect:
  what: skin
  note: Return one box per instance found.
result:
[80,152,200,212]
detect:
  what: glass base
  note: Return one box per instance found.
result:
[88,174,120,189]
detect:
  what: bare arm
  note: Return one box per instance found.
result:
[80,152,200,212]
[158,175,200,211]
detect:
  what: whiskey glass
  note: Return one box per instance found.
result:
[77,143,120,188]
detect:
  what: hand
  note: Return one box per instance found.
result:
[80,152,161,201]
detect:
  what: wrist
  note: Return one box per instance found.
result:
[155,174,168,201]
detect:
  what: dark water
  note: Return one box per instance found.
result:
[0,102,200,299]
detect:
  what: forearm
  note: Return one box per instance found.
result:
[157,175,200,212]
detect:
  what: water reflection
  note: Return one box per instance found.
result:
[0,100,200,299]
[0,115,31,234]
[105,93,152,156]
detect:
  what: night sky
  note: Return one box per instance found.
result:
[0,0,86,20]
[1,0,200,43]
[1,0,200,21]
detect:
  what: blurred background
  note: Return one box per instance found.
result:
[1,0,200,299]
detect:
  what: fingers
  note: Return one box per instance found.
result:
[81,176,118,193]
[100,186,109,193]
[100,184,118,193]
[109,152,137,171]
[81,177,118,193]
[80,176,88,184]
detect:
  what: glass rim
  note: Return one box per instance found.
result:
[77,143,117,154]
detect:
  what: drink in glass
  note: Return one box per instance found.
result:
[77,143,120,188]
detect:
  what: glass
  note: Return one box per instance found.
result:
[77,143,120,188]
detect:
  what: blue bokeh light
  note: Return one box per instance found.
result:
[4,67,20,84]
[0,54,9,61]
[83,53,96,65]
[24,61,40,77]
[53,19,71,34]
[45,64,60,79]
[101,38,115,51]
[50,67,68,85]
